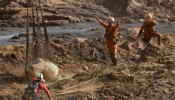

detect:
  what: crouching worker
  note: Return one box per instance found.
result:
[138,13,162,46]
[95,16,120,66]
[22,73,53,100]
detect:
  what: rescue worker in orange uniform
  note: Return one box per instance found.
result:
[96,16,120,65]
[138,14,162,45]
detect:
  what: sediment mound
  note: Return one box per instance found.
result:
[1,0,175,27]
[84,0,175,22]
[0,0,110,27]
[0,32,175,99]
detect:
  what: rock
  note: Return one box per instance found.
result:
[168,16,175,21]
[51,34,56,36]
[72,38,87,44]
[26,58,59,82]
[83,66,89,71]
[159,19,169,23]
[11,35,20,39]
[106,71,134,82]
[165,60,175,68]
[53,38,64,44]
[90,28,99,31]
[138,19,145,22]
[92,64,98,68]
[162,33,175,46]
[19,32,26,37]
[126,28,140,37]
[125,18,136,23]
[120,41,132,51]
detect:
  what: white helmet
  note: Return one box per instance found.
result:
[146,13,153,19]
[109,17,115,22]
[37,73,43,80]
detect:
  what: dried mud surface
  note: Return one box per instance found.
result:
[0,30,175,100]
[0,0,175,100]
[0,0,110,27]
[1,0,175,27]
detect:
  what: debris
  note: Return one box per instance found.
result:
[26,58,59,82]
[11,35,20,39]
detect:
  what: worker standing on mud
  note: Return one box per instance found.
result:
[22,73,53,100]
[95,16,120,66]
[138,13,162,46]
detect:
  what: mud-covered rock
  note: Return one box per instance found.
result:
[53,38,64,44]
[11,35,20,39]
[165,60,175,69]
[84,0,175,21]
[168,16,175,21]
[126,28,140,37]
[0,44,25,63]
[139,43,160,62]
[72,38,87,44]
[162,33,175,46]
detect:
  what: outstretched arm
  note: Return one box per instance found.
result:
[42,83,52,100]
[95,16,102,23]
[95,16,108,28]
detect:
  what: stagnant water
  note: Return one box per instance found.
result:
[0,22,175,46]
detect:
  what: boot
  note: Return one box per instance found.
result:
[110,53,118,66]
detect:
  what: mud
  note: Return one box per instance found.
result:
[85,0,175,22]
[0,0,110,27]
[0,0,175,100]
[0,29,175,99]
[1,0,175,27]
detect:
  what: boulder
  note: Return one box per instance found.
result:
[72,38,87,44]
[126,28,140,37]
[11,35,20,39]
[168,16,175,21]
[26,58,59,82]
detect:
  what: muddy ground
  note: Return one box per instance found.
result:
[0,22,175,100]
[1,0,175,27]
[0,0,175,100]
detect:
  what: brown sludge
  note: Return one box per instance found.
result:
[0,0,175,100]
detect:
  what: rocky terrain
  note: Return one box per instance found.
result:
[1,0,175,27]
[0,27,175,99]
[0,0,175,100]
[0,0,110,27]
[84,0,175,22]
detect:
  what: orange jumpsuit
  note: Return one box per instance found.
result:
[100,21,119,55]
[140,19,161,44]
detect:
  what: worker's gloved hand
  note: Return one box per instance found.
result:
[95,16,100,20]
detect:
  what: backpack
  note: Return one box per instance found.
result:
[23,81,41,100]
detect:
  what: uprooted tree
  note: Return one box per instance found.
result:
[25,0,53,80]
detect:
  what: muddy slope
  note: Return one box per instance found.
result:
[0,0,110,27]
[1,0,175,27]
[84,0,175,21]
[0,30,175,99]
